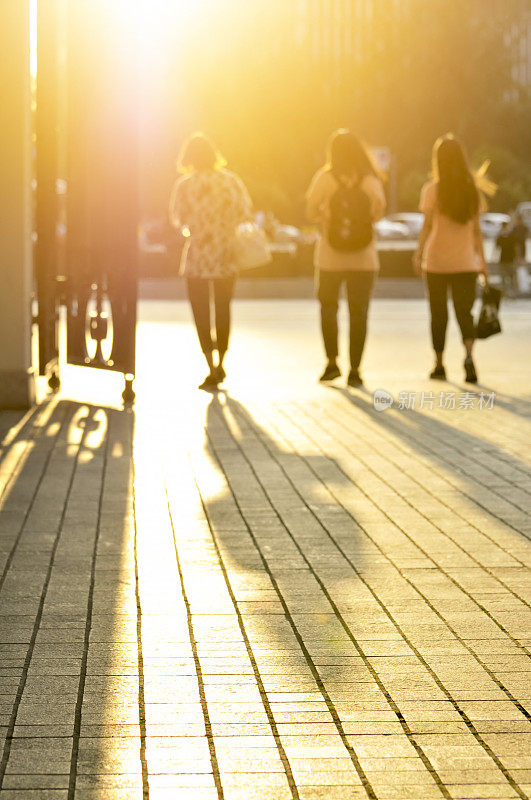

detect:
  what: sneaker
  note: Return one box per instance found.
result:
[429,366,446,380]
[319,364,341,382]
[347,369,363,387]
[464,356,477,384]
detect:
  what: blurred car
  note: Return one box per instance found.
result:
[374,218,410,240]
[264,222,299,257]
[272,223,301,244]
[480,213,511,238]
[387,212,424,238]
[255,211,301,245]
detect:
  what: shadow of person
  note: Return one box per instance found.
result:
[331,386,531,531]
[195,392,531,791]
[443,379,531,420]
[201,390,364,617]
[191,393,438,760]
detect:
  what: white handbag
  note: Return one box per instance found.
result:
[233,222,272,270]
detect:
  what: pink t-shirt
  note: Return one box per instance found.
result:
[419,181,483,274]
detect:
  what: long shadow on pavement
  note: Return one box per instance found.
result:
[333,387,531,536]
[443,379,531,420]
[192,392,462,798]
[0,400,145,797]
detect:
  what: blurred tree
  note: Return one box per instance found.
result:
[361,0,529,208]
[398,170,428,212]
[141,0,530,221]
[472,144,531,211]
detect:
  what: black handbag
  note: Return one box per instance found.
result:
[476,284,502,339]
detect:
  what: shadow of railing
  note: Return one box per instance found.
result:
[2,386,527,797]
[0,400,146,797]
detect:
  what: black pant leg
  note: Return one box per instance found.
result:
[212,276,236,356]
[186,277,213,355]
[426,272,449,352]
[450,272,478,342]
[345,271,375,370]
[317,270,343,361]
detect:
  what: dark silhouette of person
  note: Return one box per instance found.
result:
[496,220,519,296]
[413,134,495,384]
[169,133,252,390]
[306,129,386,388]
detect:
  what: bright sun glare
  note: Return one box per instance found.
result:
[108,0,208,65]
[30,0,214,79]
[30,0,37,79]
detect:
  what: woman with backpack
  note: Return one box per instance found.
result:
[306,129,386,387]
[413,134,493,383]
[169,133,252,389]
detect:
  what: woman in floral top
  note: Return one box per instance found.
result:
[169,133,252,388]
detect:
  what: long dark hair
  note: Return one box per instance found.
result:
[326,129,381,180]
[432,134,481,224]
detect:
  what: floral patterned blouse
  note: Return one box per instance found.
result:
[169,168,252,278]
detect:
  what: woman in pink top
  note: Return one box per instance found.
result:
[414,134,490,384]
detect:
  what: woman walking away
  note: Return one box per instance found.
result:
[169,133,252,389]
[414,134,495,384]
[306,129,386,387]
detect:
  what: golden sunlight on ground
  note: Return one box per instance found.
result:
[51,297,531,447]
[3,298,530,798]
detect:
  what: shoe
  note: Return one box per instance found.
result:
[198,372,219,390]
[215,365,226,382]
[319,364,341,382]
[464,356,477,384]
[347,369,363,387]
[429,366,446,380]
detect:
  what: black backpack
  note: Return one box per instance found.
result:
[328,173,373,252]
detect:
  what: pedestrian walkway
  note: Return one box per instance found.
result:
[0,300,530,800]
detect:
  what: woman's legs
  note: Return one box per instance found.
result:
[426,272,450,369]
[186,277,215,373]
[450,272,477,347]
[450,272,478,379]
[345,271,375,374]
[212,276,236,369]
[317,270,343,374]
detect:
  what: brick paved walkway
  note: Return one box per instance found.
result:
[0,300,530,799]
